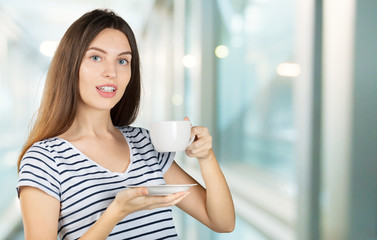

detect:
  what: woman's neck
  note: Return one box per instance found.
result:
[59,104,117,141]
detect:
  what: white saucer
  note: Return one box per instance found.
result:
[126,184,197,196]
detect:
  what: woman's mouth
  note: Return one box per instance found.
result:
[96,85,117,98]
[96,86,116,92]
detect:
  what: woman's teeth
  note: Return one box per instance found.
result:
[97,86,116,92]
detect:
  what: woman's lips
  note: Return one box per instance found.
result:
[96,84,117,98]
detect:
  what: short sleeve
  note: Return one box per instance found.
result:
[17,144,61,201]
[156,151,176,174]
[141,128,176,174]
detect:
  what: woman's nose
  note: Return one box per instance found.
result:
[102,62,117,79]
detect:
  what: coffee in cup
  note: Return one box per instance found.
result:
[149,121,194,152]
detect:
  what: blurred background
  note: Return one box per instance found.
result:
[0,0,376,239]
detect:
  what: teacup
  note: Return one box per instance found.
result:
[149,121,193,152]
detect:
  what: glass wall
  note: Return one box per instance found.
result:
[215,0,297,180]
[174,0,298,239]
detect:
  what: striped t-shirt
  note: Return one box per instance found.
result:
[17,126,178,240]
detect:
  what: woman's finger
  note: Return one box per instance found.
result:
[191,126,209,138]
[186,135,212,151]
[147,192,190,209]
[129,187,148,198]
[143,191,188,204]
[116,187,147,202]
[186,143,212,158]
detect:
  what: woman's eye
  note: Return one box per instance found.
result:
[90,56,101,62]
[118,59,129,65]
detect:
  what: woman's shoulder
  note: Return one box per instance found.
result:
[19,138,66,175]
[22,138,70,163]
[18,138,63,200]
[26,138,64,153]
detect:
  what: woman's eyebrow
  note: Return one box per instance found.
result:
[87,47,132,56]
[119,51,132,56]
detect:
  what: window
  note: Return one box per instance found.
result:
[179,0,299,239]
[215,0,297,181]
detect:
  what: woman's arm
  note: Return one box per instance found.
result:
[164,125,236,232]
[19,186,189,240]
[19,187,60,239]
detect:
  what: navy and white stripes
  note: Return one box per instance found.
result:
[17,126,178,240]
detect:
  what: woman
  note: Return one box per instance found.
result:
[17,9,235,240]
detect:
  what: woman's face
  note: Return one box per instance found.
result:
[78,28,132,112]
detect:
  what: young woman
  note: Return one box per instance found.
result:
[17,9,235,240]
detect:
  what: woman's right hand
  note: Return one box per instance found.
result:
[78,188,189,240]
[110,188,190,221]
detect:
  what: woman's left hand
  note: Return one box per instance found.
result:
[184,117,213,160]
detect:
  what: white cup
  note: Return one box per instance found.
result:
[149,121,194,152]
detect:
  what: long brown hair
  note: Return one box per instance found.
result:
[18,9,141,170]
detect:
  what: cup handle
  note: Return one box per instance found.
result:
[186,125,195,148]
[187,135,195,147]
